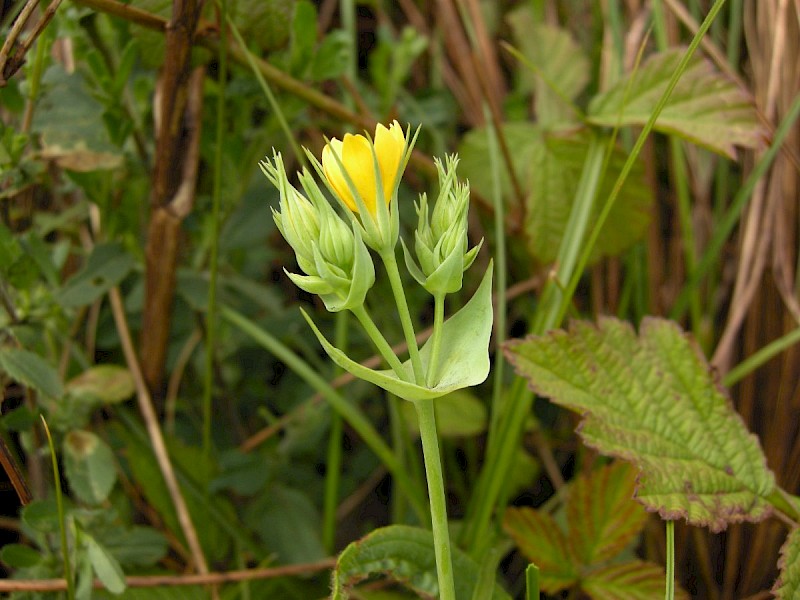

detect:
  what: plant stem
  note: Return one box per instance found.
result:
[414,399,455,600]
[380,250,425,384]
[351,305,410,381]
[425,293,445,388]
[665,520,675,600]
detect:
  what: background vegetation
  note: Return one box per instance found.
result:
[0,0,798,598]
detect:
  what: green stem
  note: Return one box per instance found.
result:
[425,293,445,388]
[665,520,675,600]
[351,305,410,381]
[221,306,428,522]
[380,250,425,384]
[766,488,800,523]
[414,399,456,600]
[41,416,74,600]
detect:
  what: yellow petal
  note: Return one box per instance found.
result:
[374,120,406,205]
[341,133,379,215]
[322,139,356,212]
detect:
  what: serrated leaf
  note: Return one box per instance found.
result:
[58,242,134,308]
[31,66,123,171]
[506,8,588,125]
[84,532,127,594]
[303,264,492,402]
[502,507,578,594]
[459,127,652,264]
[774,527,800,599]
[0,347,64,399]
[567,462,648,565]
[333,525,511,600]
[505,317,776,532]
[588,48,766,158]
[64,430,118,505]
[66,365,135,405]
[400,389,487,438]
[582,560,688,600]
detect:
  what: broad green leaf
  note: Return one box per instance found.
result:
[774,527,800,599]
[231,0,295,51]
[84,532,127,595]
[588,49,766,158]
[506,8,588,125]
[400,389,487,438]
[0,347,63,399]
[459,127,652,264]
[567,462,648,565]
[502,507,578,594]
[505,317,776,531]
[583,561,686,599]
[97,526,168,568]
[66,365,135,405]
[63,430,118,505]
[31,66,122,171]
[21,498,61,534]
[58,242,134,308]
[333,525,511,600]
[0,543,42,568]
[303,264,493,402]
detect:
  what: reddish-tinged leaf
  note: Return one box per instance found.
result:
[774,527,800,599]
[582,560,689,600]
[503,507,578,594]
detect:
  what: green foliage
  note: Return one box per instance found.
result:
[0,347,63,400]
[400,389,487,438]
[588,49,766,158]
[63,430,118,505]
[504,462,684,598]
[332,525,512,599]
[506,317,776,531]
[774,527,800,600]
[57,242,134,308]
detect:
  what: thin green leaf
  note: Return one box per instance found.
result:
[502,507,578,594]
[582,561,688,600]
[303,264,493,402]
[567,462,648,565]
[774,527,800,600]
[333,525,511,600]
[505,317,776,532]
[0,347,64,399]
[588,49,766,158]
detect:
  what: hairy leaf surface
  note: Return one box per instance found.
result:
[774,527,800,599]
[505,317,775,531]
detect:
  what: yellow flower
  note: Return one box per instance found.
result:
[322,121,406,216]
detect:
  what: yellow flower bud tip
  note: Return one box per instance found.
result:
[322,121,406,216]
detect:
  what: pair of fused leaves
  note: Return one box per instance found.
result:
[504,461,686,599]
[303,264,493,402]
[332,525,510,599]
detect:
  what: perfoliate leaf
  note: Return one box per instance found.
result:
[774,527,800,599]
[332,525,511,600]
[400,389,487,438]
[567,462,648,566]
[505,317,776,532]
[0,347,64,399]
[303,263,492,402]
[588,48,767,158]
[582,561,688,600]
[506,7,588,125]
[64,430,118,505]
[503,507,578,594]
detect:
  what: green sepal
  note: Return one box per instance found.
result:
[317,226,375,313]
[302,263,493,401]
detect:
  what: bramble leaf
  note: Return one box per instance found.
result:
[774,527,800,599]
[505,317,776,531]
[582,561,688,600]
[332,525,511,600]
[588,49,766,158]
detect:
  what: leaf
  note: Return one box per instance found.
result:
[66,365,135,405]
[31,66,123,171]
[303,264,493,402]
[0,543,42,568]
[567,462,649,565]
[774,527,800,599]
[503,508,578,594]
[58,242,135,308]
[63,430,118,505]
[506,8,589,125]
[505,317,776,532]
[0,347,64,399]
[582,561,688,600]
[97,526,168,568]
[588,48,767,159]
[400,389,487,438]
[333,525,511,600]
[84,532,127,595]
